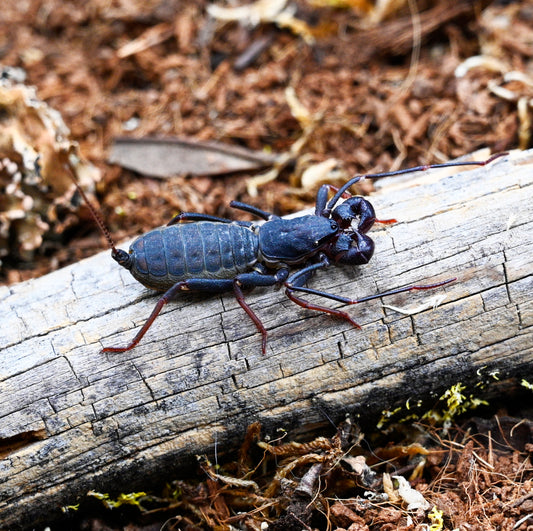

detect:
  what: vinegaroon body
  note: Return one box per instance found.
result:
[72,153,505,354]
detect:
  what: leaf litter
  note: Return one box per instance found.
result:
[1,1,532,528]
[1,0,531,283]
[65,413,532,530]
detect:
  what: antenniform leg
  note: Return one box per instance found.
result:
[285,257,455,328]
[315,184,352,216]
[229,200,277,221]
[324,152,508,213]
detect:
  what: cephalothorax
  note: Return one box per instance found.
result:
[72,153,506,354]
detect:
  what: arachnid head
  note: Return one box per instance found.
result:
[258,216,339,265]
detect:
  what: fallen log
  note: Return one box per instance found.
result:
[1,149,532,528]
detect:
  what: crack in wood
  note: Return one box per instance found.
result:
[0,429,47,459]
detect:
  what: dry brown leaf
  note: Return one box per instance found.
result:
[0,74,99,265]
[109,136,278,178]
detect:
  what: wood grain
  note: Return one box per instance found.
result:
[1,149,532,528]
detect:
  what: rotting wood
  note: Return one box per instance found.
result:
[1,149,532,529]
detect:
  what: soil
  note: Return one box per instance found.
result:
[1,1,532,529]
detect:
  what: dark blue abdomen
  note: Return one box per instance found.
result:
[129,222,259,291]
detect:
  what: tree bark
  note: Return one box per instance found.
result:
[1,149,532,529]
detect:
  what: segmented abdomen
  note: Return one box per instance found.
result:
[128,222,259,291]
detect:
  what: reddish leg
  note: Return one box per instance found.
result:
[231,269,288,354]
[102,269,285,354]
[233,281,268,354]
[102,281,188,353]
[285,290,362,329]
[102,277,236,353]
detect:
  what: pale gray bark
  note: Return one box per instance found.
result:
[1,149,532,529]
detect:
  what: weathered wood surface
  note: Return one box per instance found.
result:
[1,149,532,528]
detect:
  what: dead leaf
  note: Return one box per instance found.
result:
[108,136,278,178]
[0,75,100,264]
[392,475,431,511]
